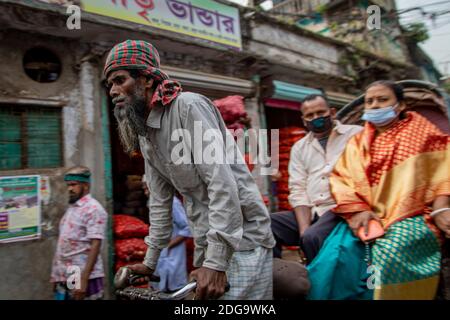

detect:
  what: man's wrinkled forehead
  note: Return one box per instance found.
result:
[106,69,130,85]
[301,96,329,113]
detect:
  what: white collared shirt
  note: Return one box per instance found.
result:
[288,121,363,217]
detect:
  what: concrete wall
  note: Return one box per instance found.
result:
[0,169,67,300]
[248,21,341,77]
[244,97,270,196]
[0,30,109,299]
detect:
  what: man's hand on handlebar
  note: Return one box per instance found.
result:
[127,263,154,275]
[127,263,154,283]
[190,267,227,300]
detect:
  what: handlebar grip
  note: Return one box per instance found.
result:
[129,274,161,285]
[168,280,231,300]
[114,266,161,289]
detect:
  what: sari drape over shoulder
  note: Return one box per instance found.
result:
[330,111,450,229]
[324,111,449,299]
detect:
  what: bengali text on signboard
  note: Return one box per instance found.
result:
[81,0,242,50]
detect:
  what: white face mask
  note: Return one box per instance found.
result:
[361,103,399,126]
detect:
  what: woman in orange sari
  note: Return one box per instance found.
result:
[325,80,450,300]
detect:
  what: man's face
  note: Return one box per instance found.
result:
[364,85,398,110]
[106,70,151,153]
[67,181,87,204]
[301,97,335,124]
[107,70,144,108]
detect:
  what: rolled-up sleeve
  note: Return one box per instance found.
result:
[143,162,175,270]
[288,141,312,208]
[182,99,243,272]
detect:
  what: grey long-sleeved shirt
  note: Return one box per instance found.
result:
[140,92,275,272]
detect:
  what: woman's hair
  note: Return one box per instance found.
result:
[366,80,404,102]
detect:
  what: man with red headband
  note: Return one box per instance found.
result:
[105,40,275,300]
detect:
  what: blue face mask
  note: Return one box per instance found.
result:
[361,103,399,126]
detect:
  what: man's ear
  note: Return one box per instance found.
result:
[83,183,90,194]
[144,77,155,90]
[302,118,307,128]
[330,107,337,119]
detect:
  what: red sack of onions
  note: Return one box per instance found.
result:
[115,238,148,261]
[213,95,247,124]
[113,215,149,239]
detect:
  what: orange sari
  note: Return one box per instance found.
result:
[330,111,450,228]
[330,111,450,299]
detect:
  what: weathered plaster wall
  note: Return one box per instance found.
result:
[0,30,109,299]
[248,21,342,77]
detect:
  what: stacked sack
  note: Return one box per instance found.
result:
[113,214,149,273]
[114,214,196,278]
[277,127,306,210]
[213,95,254,172]
[213,95,251,131]
[121,175,148,219]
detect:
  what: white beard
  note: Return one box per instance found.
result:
[114,97,147,154]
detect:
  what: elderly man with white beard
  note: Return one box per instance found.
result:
[105,40,275,300]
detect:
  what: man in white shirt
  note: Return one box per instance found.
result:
[271,94,362,263]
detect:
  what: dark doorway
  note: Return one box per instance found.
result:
[108,95,148,223]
